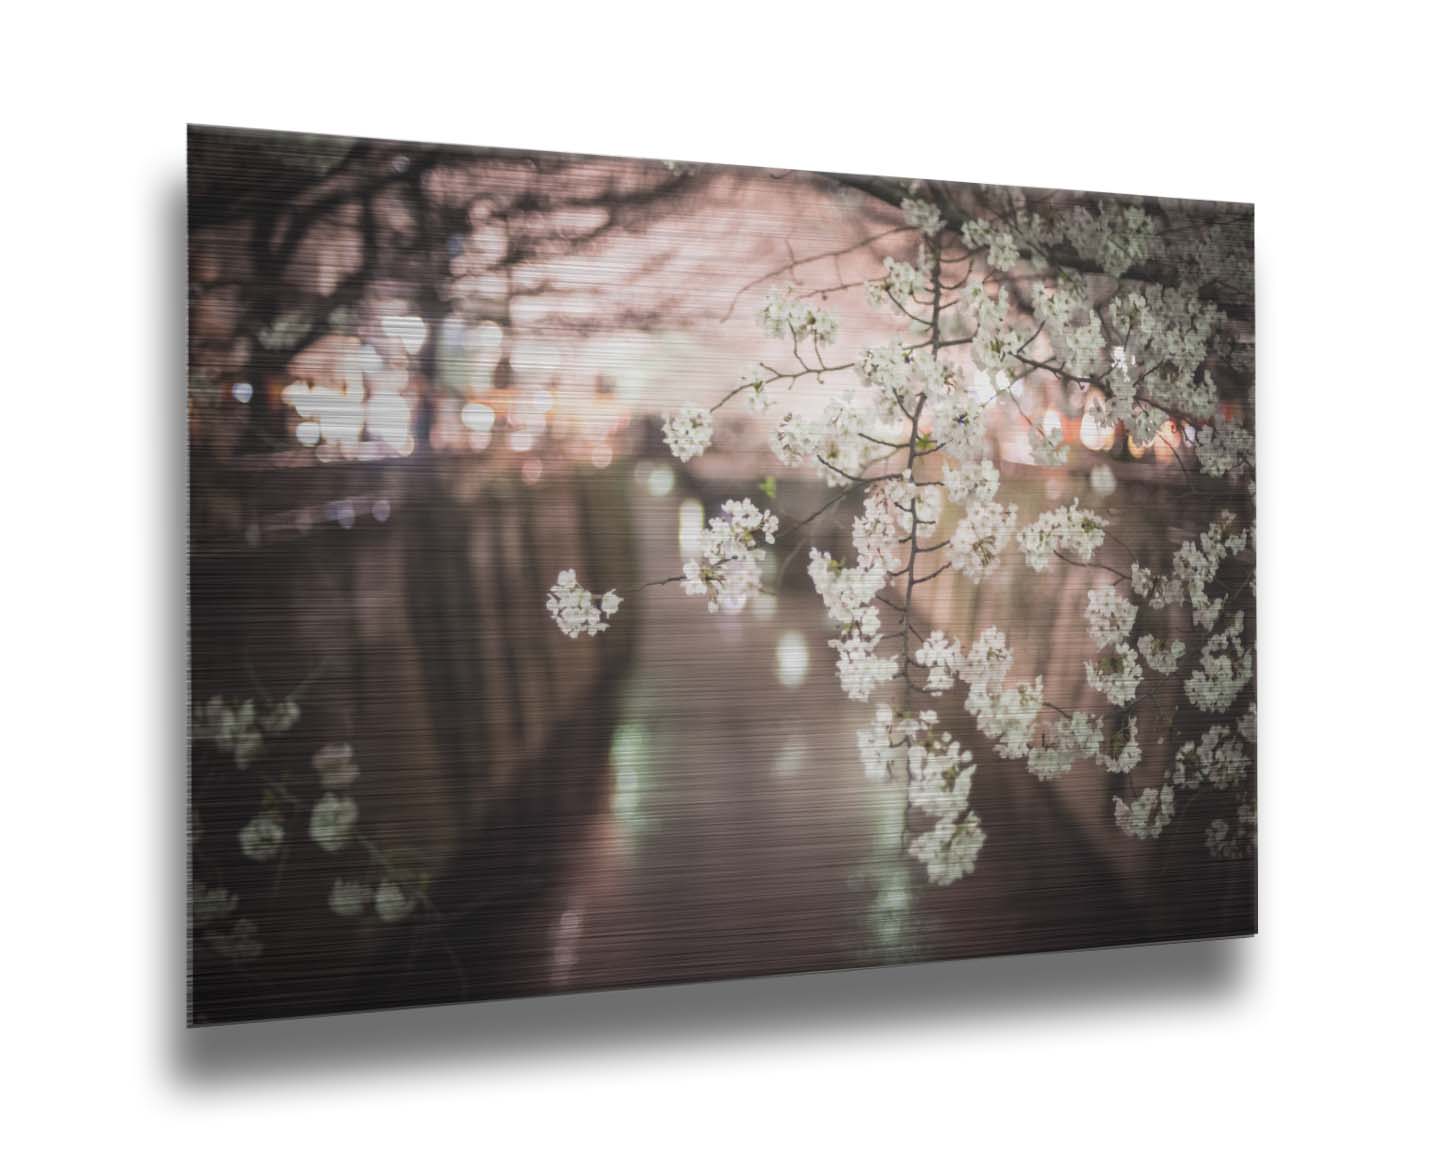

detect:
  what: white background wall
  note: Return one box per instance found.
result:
[4,2,1435,1145]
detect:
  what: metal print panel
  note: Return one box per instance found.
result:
[187,126,1256,1025]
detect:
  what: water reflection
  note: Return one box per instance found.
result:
[609,722,653,832]
[772,734,808,778]
[551,907,584,985]
[774,630,809,687]
[868,876,912,949]
[678,497,703,557]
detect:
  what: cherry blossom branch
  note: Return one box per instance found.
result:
[719,226,910,322]
[911,561,953,586]
[708,358,859,413]
[1053,550,1132,583]
[894,237,945,722]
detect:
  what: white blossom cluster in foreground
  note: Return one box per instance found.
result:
[550,188,1256,886]
[661,405,713,462]
[682,498,778,614]
[546,570,623,637]
[192,705,432,967]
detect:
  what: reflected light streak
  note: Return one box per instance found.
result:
[868,876,913,947]
[772,734,809,777]
[775,631,810,688]
[609,723,652,831]
[678,498,703,558]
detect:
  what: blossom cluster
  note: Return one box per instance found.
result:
[901,197,943,236]
[1185,612,1254,713]
[1114,784,1175,839]
[308,742,360,855]
[1174,724,1251,791]
[809,549,894,702]
[1195,414,1256,478]
[194,880,258,965]
[1137,633,1186,675]
[541,188,1256,889]
[662,404,714,462]
[948,500,1019,582]
[771,395,895,487]
[960,217,1020,271]
[853,472,941,570]
[193,694,300,769]
[329,877,416,923]
[1053,201,1157,278]
[683,498,778,614]
[1130,512,1248,633]
[1028,423,1069,467]
[200,724,428,967]
[1085,642,1143,707]
[1097,716,1142,775]
[908,797,986,885]
[914,631,963,695]
[206,917,263,962]
[1086,584,1138,648]
[239,811,285,862]
[941,458,999,506]
[547,570,623,638]
[759,285,839,346]
[858,703,986,886]
[953,629,1045,762]
[737,363,773,411]
[1204,802,1257,860]
[1018,501,1107,572]
[866,255,926,307]
[966,284,1026,375]
[1026,710,1103,781]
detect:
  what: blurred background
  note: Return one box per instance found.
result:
[188,126,1255,1024]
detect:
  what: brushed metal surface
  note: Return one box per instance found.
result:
[187,126,1256,1026]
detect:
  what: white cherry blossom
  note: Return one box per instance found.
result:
[662,404,714,462]
[1097,717,1142,774]
[1137,634,1186,675]
[238,812,285,862]
[309,793,358,853]
[682,499,778,614]
[1018,501,1107,572]
[1086,642,1144,707]
[901,197,943,236]
[547,570,623,638]
[1114,785,1175,840]
[948,501,1019,582]
[1086,585,1138,649]
[374,880,416,923]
